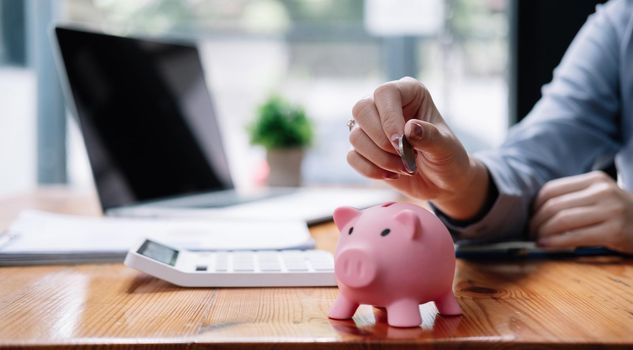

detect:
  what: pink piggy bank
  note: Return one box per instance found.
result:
[328,202,461,327]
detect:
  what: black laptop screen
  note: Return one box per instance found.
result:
[55,27,233,210]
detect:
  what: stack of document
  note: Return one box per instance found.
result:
[0,210,314,265]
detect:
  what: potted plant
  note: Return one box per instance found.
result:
[248,96,314,187]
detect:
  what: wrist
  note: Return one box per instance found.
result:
[432,158,491,221]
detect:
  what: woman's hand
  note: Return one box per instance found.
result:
[531,171,633,254]
[347,77,490,220]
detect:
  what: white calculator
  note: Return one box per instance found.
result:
[124,239,337,287]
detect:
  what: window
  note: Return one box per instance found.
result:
[0,0,35,196]
[1,0,509,194]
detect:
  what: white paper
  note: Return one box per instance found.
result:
[3,210,315,254]
[110,187,399,225]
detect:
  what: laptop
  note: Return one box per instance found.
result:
[53,26,397,224]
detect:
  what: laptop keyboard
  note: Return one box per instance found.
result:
[180,189,296,208]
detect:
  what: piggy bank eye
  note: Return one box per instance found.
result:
[348,226,354,235]
[380,228,391,237]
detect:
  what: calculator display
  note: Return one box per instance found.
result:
[137,240,179,266]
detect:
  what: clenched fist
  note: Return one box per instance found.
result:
[347,77,490,220]
[531,171,633,254]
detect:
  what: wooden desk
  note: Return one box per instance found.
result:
[1,188,633,349]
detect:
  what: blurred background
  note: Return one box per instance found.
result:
[0,0,604,196]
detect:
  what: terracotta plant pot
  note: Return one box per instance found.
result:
[266,148,304,187]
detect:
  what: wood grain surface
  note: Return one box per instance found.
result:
[1,188,633,349]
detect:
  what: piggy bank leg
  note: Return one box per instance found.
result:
[386,299,422,328]
[329,294,359,320]
[373,306,388,323]
[435,291,462,316]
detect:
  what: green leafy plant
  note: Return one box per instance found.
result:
[248,96,314,150]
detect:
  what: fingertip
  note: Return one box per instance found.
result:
[532,192,549,212]
[345,149,355,160]
[389,134,401,154]
[404,120,424,142]
[404,120,435,151]
[537,233,571,249]
[537,238,551,247]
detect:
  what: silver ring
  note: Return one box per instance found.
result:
[346,119,356,132]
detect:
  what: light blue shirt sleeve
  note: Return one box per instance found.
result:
[434,0,629,241]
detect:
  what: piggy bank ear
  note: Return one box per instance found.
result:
[393,209,421,239]
[333,207,361,232]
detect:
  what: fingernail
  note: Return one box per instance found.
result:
[390,134,401,154]
[410,123,423,140]
[537,238,550,246]
[384,172,400,180]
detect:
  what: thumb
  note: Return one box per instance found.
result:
[404,119,460,162]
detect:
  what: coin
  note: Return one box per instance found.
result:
[398,135,417,174]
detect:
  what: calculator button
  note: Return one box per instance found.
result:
[214,253,228,272]
[311,263,334,272]
[259,263,282,272]
[234,266,255,272]
[308,254,334,271]
[286,263,309,271]
[257,254,281,271]
[257,252,278,260]
[233,253,255,272]
[284,256,309,271]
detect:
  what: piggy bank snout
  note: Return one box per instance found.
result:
[334,248,377,288]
